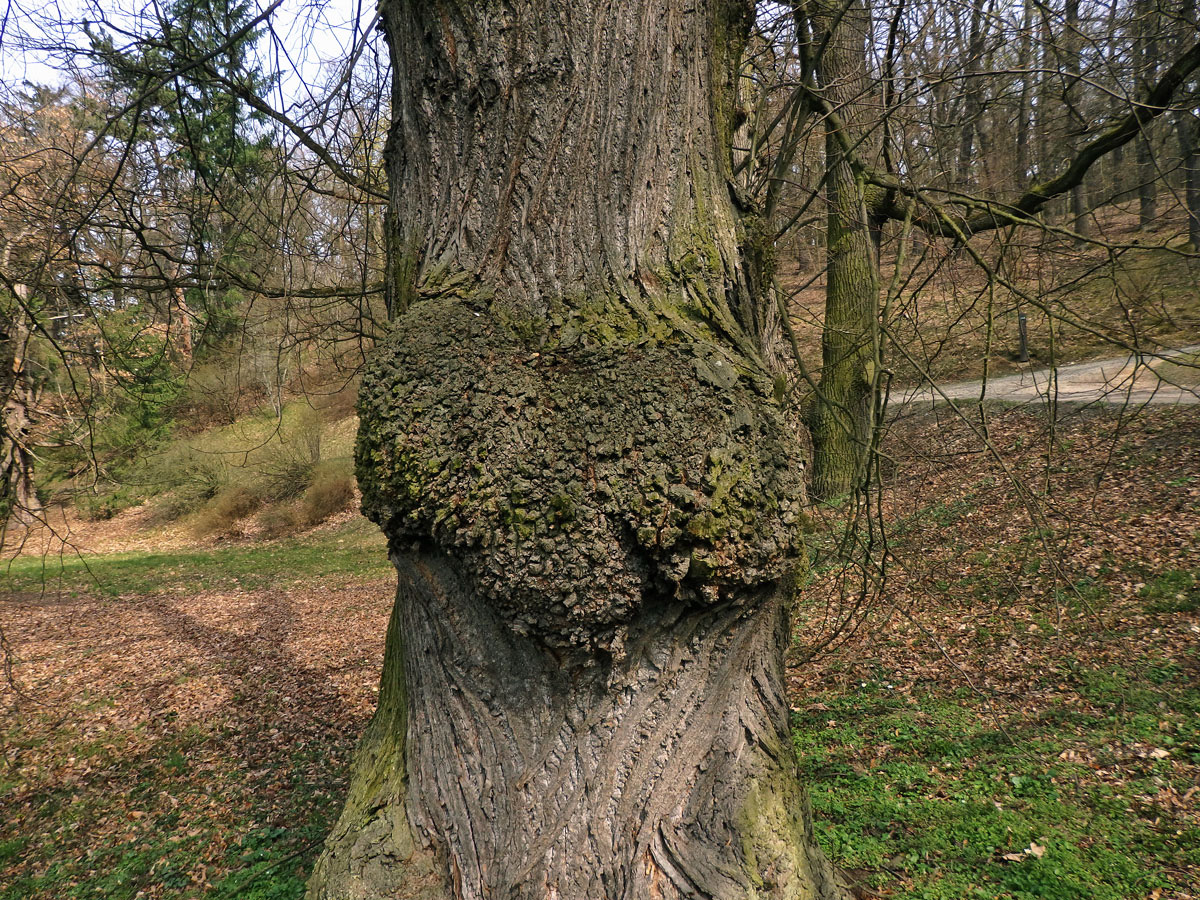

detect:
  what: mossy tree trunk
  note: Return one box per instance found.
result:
[801,0,883,501]
[307,2,846,899]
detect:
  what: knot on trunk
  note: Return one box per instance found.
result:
[356,296,808,648]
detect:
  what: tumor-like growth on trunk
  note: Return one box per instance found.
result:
[309,295,846,900]
[357,296,809,650]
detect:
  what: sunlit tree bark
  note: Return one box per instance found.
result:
[307,2,846,898]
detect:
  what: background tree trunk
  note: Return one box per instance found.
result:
[1188,126,1200,250]
[1064,0,1092,239]
[802,0,883,501]
[1135,0,1159,227]
[307,2,845,898]
[1014,0,1035,185]
[1,287,43,523]
[1177,0,1200,250]
[956,0,990,189]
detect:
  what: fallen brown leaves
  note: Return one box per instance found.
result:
[1,573,393,896]
[790,403,1200,897]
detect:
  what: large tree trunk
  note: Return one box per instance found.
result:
[307,2,845,898]
[802,0,883,501]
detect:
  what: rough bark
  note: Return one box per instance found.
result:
[1,293,43,523]
[802,0,882,501]
[307,2,844,898]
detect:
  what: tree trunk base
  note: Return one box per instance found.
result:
[308,550,847,900]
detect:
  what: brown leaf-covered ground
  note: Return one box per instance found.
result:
[792,402,1200,898]
[1,521,392,899]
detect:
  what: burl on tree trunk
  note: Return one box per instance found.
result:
[307,1,845,898]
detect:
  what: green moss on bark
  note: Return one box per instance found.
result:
[356,295,808,649]
[306,605,445,900]
[737,772,842,900]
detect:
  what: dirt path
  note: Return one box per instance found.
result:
[895,345,1200,408]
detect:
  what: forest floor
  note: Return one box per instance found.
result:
[1,404,1198,899]
[793,403,1200,899]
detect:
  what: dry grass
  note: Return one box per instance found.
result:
[191,485,265,537]
[299,473,356,527]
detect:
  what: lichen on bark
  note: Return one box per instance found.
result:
[356,294,809,651]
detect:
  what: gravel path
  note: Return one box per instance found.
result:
[896,345,1200,408]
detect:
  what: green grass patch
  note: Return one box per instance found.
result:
[1139,569,1200,614]
[794,670,1200,899]
[1152,349,1200,387]
[3,517,388,597]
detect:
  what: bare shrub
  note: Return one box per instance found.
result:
[192,484,263,536]
[258,502,300,538]
[149,445,231,521]
[299,469,355,526]
[257,407,324,500]
[181,360,249,426]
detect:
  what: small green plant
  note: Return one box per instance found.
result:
[73,484,145,521]
[1139,569,1200,613]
